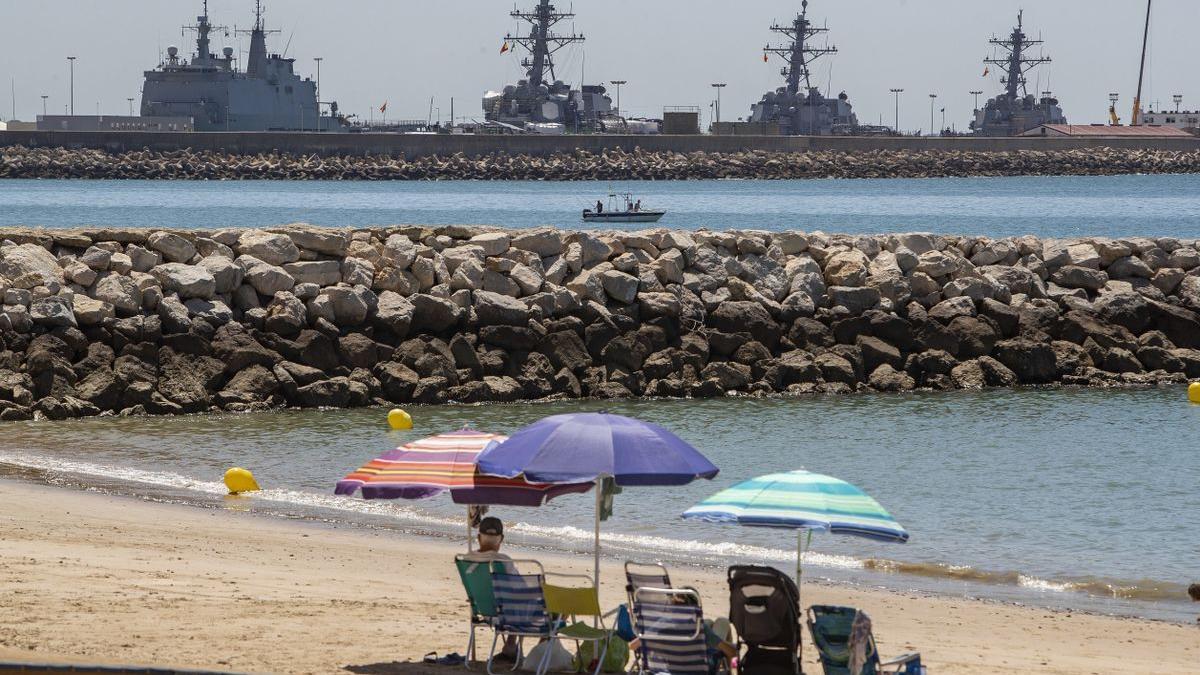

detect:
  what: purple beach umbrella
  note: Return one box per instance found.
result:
[477,412,718,585]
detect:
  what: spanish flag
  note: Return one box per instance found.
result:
[763,53,769,63]
[380,101,388,114]
[501,42,510,54]
[982,67,989,77]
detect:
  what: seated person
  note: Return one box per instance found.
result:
[1190,583,1200,622]
[463,517,519,658]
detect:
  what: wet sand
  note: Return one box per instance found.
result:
[0,479,1195,674]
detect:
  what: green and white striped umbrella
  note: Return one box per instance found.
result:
[682,470,909,543]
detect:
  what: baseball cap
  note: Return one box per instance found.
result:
[479,516,504,537]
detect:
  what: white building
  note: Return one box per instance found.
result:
[1140,110,1200,130]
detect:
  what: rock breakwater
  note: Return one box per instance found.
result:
[4,145,1200,180]
[1,224,1197,421]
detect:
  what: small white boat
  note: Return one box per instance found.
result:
[582,192,665,223]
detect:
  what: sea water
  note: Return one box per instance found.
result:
[1,388,1196,623]
[4,174,1200,238]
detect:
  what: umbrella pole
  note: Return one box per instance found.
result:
[796,528,806,604]
[593,477,602,590]
[466,507,473,553]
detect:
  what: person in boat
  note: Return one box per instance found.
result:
[634,199,641,212]
[596,200,604,214]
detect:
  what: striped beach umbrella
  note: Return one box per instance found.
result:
[682,470,907,602]
[335,429,591,507]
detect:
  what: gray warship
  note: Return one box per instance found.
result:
[141,1,344,132]
[970,11,1066,136]
[749,1,859,136]
[482,0,613,132]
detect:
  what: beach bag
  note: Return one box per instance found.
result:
[522,639,575,672]
[573,634,630,673]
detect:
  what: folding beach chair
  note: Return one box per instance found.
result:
[455,555,501,666]
[807,606,922,675]
[727,565,802,675]
[631,586,726,675]
[487,561,554,675]
[625,560,674,607]
[544,573,617,675]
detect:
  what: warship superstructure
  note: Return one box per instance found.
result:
[482,0,613,132]
[141,1,344,132]
[749,1,858,136]
[970,11,1065,136]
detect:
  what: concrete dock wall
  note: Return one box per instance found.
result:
[3,129,1199,159]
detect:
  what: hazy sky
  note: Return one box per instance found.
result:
[1,0,1196,132]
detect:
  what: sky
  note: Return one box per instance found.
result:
[1,0,1196,132]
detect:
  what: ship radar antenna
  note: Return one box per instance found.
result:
[763,0,837,95]
[983,10,1050,100]
[505,0,585,89]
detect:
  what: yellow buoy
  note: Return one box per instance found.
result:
[1189,382,1200,404]
[224,467,261,495]
[388,408,413,430]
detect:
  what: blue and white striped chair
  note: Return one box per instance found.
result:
[487,562,555,675]
[631,587,715,675]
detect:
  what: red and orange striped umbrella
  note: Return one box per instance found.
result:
[334,429,592,506]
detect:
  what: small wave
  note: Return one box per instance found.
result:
[0,451,1187,606]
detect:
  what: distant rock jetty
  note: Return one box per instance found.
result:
[4,145,1200,180]
[0,224,1197,421]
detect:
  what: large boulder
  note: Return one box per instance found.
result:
[993,339,1057,383]
[709,301,781,349]
[375,290,415,337]
[91,272,142,313]
[264,291,308,337]
[281,226,351,256]
[474,290,530,326]
[0,243,65,286]
[284,261,342,287]
[198,256,244,294]
[30,296,76,328]
[147,232,196,263]
[409,294,464,333]
[828,286,881,314]
[240,256,296,296]
[237,231,301,266]
[152,263,216,299]
[320,285,374,326]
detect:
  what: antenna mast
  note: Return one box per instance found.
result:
[1132,0,1152,125]
[505,0,584,88]
[763,0,837,95]
[984,11,1051,101]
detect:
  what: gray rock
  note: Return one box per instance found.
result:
[482,270,521,297]
[292,282,320,301]
[64,260,97,287]
[824,250,869,287]
[79,246,112,271]
[147,232,196,263]
[1051,265,1108,291]
[265,292,307,336]
[199,256,244,294]
[509,263,543,296]
[1106,256,1154,279]
[91,272,142,313]
[469,232,511,256]
[511,228,564,257]
[237,231,300,266]
[305,294,336,324]
[451,258,485,291]
[382,234,417,269]
[151,263,216,299]
[1151,268,1185,295]
[321,285,374,326]
[109,252,133,275]
[185,298,234,326]
[442,245,486,273]
[342,257,375,287]
[928,296,977,322]
[282,226,351,256]
[600,270,639,304]
[914,250,957,277]
[283,261,341,287]
[0,243,65,286]
[375,290,415,337]
[126,245,162,273]
[240,256,296,296]
[638,292,681,319]
[474,290,530,326]
[410,293,463,332]
[776,232,809,255]
[73,295,114,326]
[30,296,76,328]
[828,286,881,314]
[868,364,915,392]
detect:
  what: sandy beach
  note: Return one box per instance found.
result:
[0,478,1194,674]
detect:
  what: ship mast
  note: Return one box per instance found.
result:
[984,11,1051,101]
[183,1,226,65]
[239,0,279,78]
[763,0,837,95]
[505,0,584,89]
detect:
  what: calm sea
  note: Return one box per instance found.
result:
[2,174,1200,238]
[1,388,1196,623]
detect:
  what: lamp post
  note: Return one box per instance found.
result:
[314,57,323,103]
[609,80,626,118]
[929,93,937,136]
[41,95,48,116]
[127,98,134,116]
[970,90,983,111]
[710,83,726,125]
[1174,94,1183,113]
[67,56,76,116]
[889,88,903,133]
[1109,93,1120,124]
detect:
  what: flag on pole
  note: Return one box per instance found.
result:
[379,101,388,114]
[763,53,769,63]
[982,67,989,77]
[500,42,510,54]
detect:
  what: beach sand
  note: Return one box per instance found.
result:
[0,479,1194,674]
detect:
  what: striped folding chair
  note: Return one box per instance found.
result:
[487,562,554,675]
[455,555,500,666]
[625,560,674,607]
[631,587,712,675]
